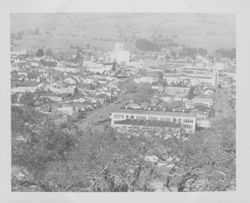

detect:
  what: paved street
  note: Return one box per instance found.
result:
[77,91,134,131]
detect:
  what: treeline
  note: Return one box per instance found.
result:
[179,47,208,57]
[215,48,236,59]
[35,48,53,57]
[136,38,160,51]
[11,28,40,41]
[135,38,208,58]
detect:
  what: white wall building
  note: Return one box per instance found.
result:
[110,43,130,65]
[83,61,112,73]
[110,109,197,133]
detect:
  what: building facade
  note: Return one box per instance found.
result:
[110,109,197,134]
[110,43,130,65]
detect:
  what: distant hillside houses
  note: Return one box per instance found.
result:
[164,86,190,96]
[83,61,112,74]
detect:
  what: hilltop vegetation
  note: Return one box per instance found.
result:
[11,13,235,52]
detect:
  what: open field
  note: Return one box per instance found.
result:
[11,13,235,52]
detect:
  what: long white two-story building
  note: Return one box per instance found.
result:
[110,109,197,134]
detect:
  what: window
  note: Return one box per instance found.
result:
[184,119,193,123]
[149,116,158,121]
[162,117,172,122]
[114,114,124,119]
[183,124,192,129]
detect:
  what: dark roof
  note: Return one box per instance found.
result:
[189,75,212,79]
[183,68,209,71]
[115,119,181,128]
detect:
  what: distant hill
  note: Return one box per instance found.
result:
[10,13,235,52]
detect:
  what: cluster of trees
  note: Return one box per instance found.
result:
[214,48,236,59]
[27,70,40,80]
[35,48,54,57]
[40,59,57,67]
[12,106,78,191]
[187,86,198,99]
[11,28,40,41]
[136,38,160,51]
[151,36,179,49]
[15,91,51,107]
[179,47,208,58]
[18,92,36,107]
[12,103,235,192]
[170,116,236,191]
[135,37,208,58]
[11,106,148,191]
[130,85,156,103]
[11,31,25,41]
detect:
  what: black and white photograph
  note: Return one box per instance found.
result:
[10,12,237,193]
[3,0,250,202]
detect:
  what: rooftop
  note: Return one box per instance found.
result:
[115,119,181,128]
[189,75,212,79]
[112,109,196,118]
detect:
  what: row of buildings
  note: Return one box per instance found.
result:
[11,42,235,138]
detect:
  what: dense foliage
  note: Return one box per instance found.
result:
[215,48,236,59]
[12,105,236,192]
[136,38,160,51]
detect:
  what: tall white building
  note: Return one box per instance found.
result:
[110,43,130,65]
[110,109,197,134]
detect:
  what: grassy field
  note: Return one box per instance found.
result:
[11,13,235,52]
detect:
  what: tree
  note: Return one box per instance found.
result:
[40,59,57,67]
[136,38,160,51]
[215,48,236,60]
[19,92,35,107]
[11,104,235,192]
[187,86,196,99]
[162,115,236,192]
[197,48,208,56]
[12,107,77,191]
[27,71,40,80]
[138,68,147,76]
[35,49,44,57]
[45,48,53,57]
[73,87,79,96]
